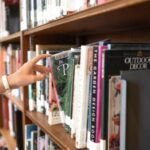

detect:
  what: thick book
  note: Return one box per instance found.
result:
[101,49,150,148]
[75,46,91,149]
[50,50,80,130]
[120,70,150,150]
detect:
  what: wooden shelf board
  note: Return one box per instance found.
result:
[0,128,16,150]
[0,32,20,43]
[26,111,76,150]
[24,0,150,37]
[4,92,23,112]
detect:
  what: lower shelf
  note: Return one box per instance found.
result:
[26,111,76,150]
[0,128,16,150]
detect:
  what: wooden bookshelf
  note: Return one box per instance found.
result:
[4,92,23,112]
[0,0,150,149]
[26,111,76,150]
[24,0,150,37]
[0,129,16,150]
[0,32,20,43]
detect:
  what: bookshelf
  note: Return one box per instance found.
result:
[4,92,23,112]
[0,31,20,43]
[26,111,76,150]
[0,0,150,149]
[0,129,16,150]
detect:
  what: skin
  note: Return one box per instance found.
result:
[0,54,51,93]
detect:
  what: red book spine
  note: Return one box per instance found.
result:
[2,96,9,129]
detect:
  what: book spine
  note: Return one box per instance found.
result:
[95,45,105,142]
[20,0,28,30]
[27,51,36,111]
[71,64,80,138]
[75,46,90,149]
[120,80,127,150]
[90,46,98,142]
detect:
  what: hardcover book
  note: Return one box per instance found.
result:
[108,76,121,150]
[120,70,150,150]
[101,49,150,148]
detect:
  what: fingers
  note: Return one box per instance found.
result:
[34,73,46,81]
[30,54,51,65]
[33,64,51,73]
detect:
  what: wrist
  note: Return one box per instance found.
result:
[7,74,16,89]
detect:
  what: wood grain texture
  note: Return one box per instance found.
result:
[0,128,16,150]
[0,32,20,43]
[26,111,77,150]
[24,0,150,37]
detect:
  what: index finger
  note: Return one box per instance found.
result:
[30,54,51,65]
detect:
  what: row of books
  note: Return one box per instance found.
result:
[0,44,22,99]
[20,0,113,30]
[0,95,24,150]
[0,0,20,38]
[0,0,113,35]
[25,124,60,150]
[27,41,150,150]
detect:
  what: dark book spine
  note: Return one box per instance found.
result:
[15,109,24,150]
[90,46,98,142]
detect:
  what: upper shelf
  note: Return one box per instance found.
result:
[24,0,150,37]
[0,32,20,43]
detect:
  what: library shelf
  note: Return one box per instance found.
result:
[0,128,16,150]
[0,32,20,43]
[4,92,23,112]
[26,111,77,150]
[24,0,150,37]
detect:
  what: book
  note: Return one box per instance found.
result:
[108,76,121,150]
[14,108,24,150]
[31,130,38,150]
[25,124,37,150]
[120,70,150,150]
[75,46,91,149]
[27,51,36,111]
[101,49,150,149]
[50,50,80,129]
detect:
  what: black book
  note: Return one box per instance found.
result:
[14,108,24,150]
[120,70,150,150]
[101,49,150,146]
[6,4,20,34]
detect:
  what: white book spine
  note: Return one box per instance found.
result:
[120,80,127,150]
[20,0,28,30]
[71,64,80,138]
[75,46,90,149]
[8,101,15,137]
[27,51,36,111]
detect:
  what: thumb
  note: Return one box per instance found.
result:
[34,73,46,81]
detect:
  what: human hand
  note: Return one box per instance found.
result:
[7,54,51,89]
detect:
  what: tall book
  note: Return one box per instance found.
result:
[101,49,150,149]
[121,70,150,150]
[75,46,91,149]
[108,76,121,150]
[14,108,24,150]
